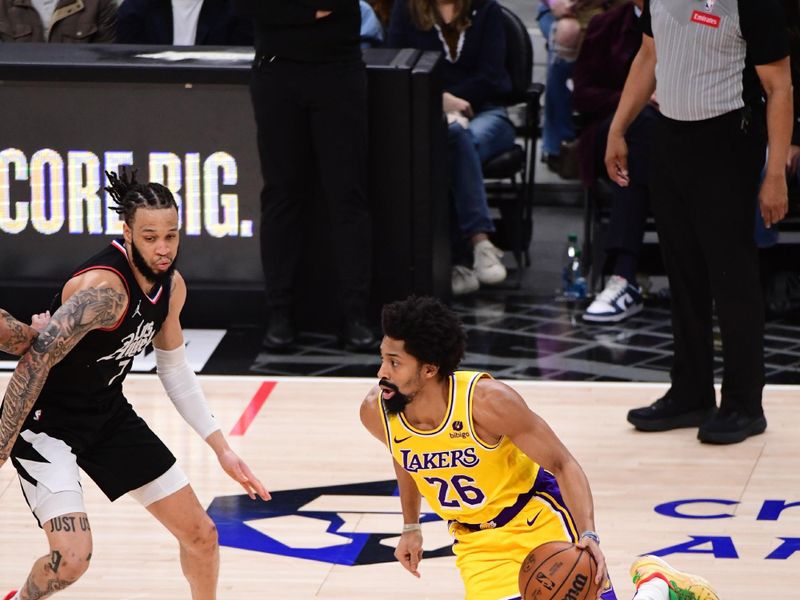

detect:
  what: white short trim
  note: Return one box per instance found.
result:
[128,463,189,507]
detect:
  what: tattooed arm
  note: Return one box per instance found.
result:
[0,271,128,466]
[0,308,39,357]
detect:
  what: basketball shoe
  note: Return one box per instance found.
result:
[630,556,719,600]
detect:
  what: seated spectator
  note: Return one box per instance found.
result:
[538,0,623,174]
[368,0,393,30]
[755,0,800,252]
[572,0,655,322]
[0,0,116,42]
[756,0,800,316]
[117,0,252,46]
[360,0,384,48]
[388,0,512,295]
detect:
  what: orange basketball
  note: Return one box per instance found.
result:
[518,541,600,600]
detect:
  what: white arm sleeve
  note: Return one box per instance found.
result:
[155,345,220,440]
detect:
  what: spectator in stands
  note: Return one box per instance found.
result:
[785,0,800,187]
[388,0,512,295]
[368,0,393,28]
[755,0,800,251]
[0,0,116,42]
[572,0,655,322]
[234,0,377,351]
[537,0,624,176]
[117,0,252,46]
[360,0,384,48]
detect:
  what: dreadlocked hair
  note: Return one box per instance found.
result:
[105,167,178,226]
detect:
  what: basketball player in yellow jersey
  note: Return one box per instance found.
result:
[360,296,720,600]
[360,296,614,600]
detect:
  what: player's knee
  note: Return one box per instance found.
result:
[48,541,93,582]
[184,516,218,557]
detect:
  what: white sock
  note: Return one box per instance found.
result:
[632,577,670,600]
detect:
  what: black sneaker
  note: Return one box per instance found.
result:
[341,318,379,352]
[262,308,295,350]
[627,392,714,432]
[698,408,767,444]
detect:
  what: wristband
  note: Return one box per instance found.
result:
[402,523,421,533]
[580,530,600,545]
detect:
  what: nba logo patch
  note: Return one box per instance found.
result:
[704,0,715,11]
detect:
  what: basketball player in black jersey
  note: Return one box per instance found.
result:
[0,169,269,600]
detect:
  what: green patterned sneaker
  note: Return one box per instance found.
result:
[630,555,720,600]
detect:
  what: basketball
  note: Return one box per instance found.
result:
[518,541,600,600]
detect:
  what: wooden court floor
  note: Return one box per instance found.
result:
[1,375,798,599]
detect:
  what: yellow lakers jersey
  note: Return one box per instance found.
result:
[380,371,539,524]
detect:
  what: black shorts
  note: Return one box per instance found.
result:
[11,396,176,502]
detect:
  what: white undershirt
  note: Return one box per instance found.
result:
[30,0,58,37]
[171,0,204,46]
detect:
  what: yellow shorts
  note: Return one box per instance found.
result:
[449,470,616,600]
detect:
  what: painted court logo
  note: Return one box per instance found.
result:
[207,480,451,566]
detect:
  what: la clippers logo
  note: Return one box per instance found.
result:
[98,320,157,362]
[691,10,720,27]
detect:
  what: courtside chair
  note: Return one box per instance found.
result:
[482,5,544,288]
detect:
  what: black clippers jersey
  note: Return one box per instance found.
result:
[39,239,171,406]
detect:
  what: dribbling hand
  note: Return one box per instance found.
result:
[576,535,608,599]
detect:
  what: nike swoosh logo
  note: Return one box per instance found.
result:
[393,435,412,444]
[526,511,542,527]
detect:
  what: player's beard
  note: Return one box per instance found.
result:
[379,378,410,415]
[131,240,178,286]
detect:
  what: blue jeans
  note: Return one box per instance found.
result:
[538,4,575,156]
[448,106,516,239]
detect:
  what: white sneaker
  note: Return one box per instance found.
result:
[452,265,479,295]
[583,275,643,322]
[473,239,507,285]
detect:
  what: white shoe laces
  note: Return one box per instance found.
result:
[596,275,629,304]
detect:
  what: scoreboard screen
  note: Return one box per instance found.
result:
[0,81,263,285]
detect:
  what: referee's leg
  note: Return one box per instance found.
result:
[692,115,766,418]
[649,117,716,409]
